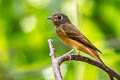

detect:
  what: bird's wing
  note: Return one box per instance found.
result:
[63,24,102,53]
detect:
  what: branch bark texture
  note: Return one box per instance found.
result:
[48,39,120,80]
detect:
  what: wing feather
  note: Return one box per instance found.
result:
[63,24,102,53]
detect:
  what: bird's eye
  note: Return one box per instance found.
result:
[58,15,62,19]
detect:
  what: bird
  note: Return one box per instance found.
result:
[47,12,105,66]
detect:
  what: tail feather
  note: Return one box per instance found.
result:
[88,48,106,67]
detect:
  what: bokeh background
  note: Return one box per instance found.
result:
[0,0,120,80]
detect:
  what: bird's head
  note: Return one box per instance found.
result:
[47,12,71,26]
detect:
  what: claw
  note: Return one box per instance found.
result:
[77,50,82,57]
[78,51,80,55]
[65,48,74,59]
[65,52,71,59]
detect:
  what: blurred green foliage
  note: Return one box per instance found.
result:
[0,0,120,80]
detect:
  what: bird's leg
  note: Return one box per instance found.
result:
[77,50,82,57]
[65,48,75,59]
[78,50,80,55]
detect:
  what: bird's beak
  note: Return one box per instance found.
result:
[46,16,52,20]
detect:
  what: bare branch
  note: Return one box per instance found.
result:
[48,39,120,80]
[48,39,62,80]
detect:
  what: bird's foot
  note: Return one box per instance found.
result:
[65,49,75,59]
[77,50,82,57]
[65,52,71,59]
[78,51,80,55]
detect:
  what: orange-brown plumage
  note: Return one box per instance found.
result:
[47,12,105,66]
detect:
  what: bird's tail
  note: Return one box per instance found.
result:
[88,49,114,80]
[88,48,106,67]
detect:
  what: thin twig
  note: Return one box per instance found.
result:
[48,39,120,80]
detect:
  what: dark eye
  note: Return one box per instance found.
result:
[58,15,62,19]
